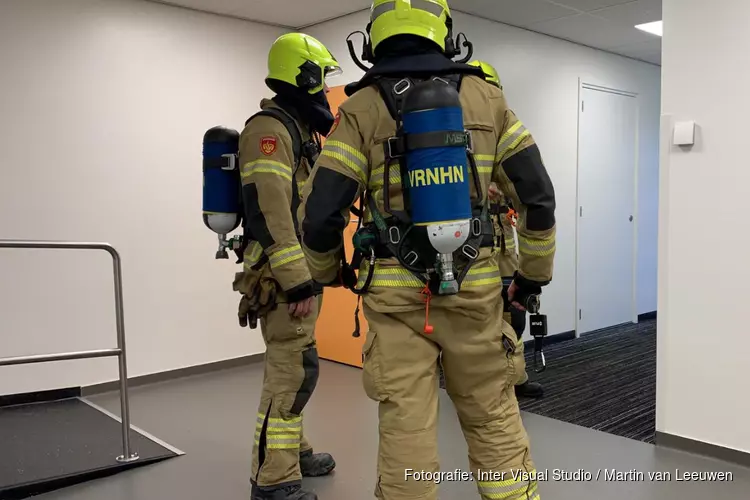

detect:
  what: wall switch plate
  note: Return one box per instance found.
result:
[673,121,696,146]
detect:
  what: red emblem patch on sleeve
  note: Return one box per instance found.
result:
[327,112,341,137]
[260,136,277,156]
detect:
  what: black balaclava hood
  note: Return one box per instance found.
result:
[374,35,443,61]
[266,79,335,136]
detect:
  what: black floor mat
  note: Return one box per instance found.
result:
[0,398,180,498]
[440,320,657,443]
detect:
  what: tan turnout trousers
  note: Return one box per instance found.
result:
[361,271,538,500]
[251,297,322,486]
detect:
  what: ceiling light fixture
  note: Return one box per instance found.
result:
[635,20,663,37]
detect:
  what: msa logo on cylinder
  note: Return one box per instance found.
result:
[408,165,466,188]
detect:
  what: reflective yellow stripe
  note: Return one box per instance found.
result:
[242,159,292,181]
[268,244,304,268]
[504,237,516,250]
[256,431,299,440]
[255,413,303,449]
[498,122,523,148]
[254,422,303,432]
[243,242,265,269]
[254,439,301,449]
[256,413,303,425]
[357,263,501,289]
[463,265,502,287]
[518,235,555,257]
[357,263,424,289]
[496,122,530,163]
[478,483,538,500]
[477,471,538,500]
[369,163,401,189]
[322,140,368,184]
[303,248,337,274]
[474,154,495,174]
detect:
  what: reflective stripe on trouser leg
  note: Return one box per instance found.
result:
[361,305,441,500]
[477,471,541,500]
[441,302,537,500]
[251,301,321,487]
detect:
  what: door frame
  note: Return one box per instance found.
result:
[575,79,640,338]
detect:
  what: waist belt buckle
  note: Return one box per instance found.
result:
[386,137,403,159]
[221,153,237,171]
[389,226,401,245]
[394,79,411,95]
[405,251,419,266]
[472,218,482,237]
[462,245,479,260]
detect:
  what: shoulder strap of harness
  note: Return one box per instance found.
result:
[239,108,312,265]
[355,74,492,295]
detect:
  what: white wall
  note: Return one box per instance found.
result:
[658,0,750,453]
[308,10,661,339]
[0,0,286,395]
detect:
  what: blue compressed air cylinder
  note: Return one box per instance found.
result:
[402,80,472,226]
[202,126,242,235]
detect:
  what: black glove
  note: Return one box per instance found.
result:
[510,272,543,312]
[238,295,259,329]
[340,263,358,290]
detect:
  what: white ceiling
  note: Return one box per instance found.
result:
[154,0,662,65]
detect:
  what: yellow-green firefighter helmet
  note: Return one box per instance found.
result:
[369,0,452,55]
[468,60,501,88]
[266,33,342,94]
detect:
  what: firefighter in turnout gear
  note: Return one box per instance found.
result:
[472,59,544,399]
[299,1,556,499]
[233,32,341,500]
[489,182,545,399]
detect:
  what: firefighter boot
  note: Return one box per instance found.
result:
[515,380,544,399]
[300,450,336,477]
[251,483,318,500]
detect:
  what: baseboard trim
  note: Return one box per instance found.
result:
[0,387,81,408]
[82,353,265,396]
[655,431,750,468]
[638,311,657,321]
[523,330,576,350]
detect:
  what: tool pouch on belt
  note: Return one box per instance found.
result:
[232,268,279,329]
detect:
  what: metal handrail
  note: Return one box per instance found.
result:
[0,240,139,464]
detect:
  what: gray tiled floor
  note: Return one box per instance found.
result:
[36,361,749,499]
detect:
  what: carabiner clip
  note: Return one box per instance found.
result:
[534,348,547,374]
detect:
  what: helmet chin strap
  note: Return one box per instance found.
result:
[443,17,474,63]
[347,30,373,72]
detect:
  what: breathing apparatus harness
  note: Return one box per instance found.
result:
[340,24,499,337]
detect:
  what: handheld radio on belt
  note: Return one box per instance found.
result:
[514,289,548,374]
[527,296,548,373]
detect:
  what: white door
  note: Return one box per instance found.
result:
[577,84,637,335]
